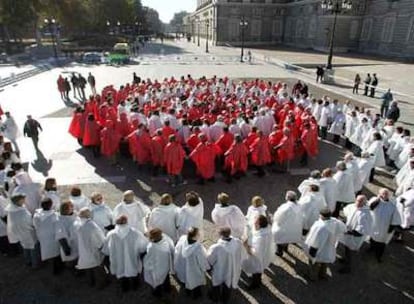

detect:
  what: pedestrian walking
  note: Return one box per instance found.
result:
[87,72,96,96]
[78,74,87,101]
[57,75,66,100]
[64,78,71,99]
[316,66,324,83]
[23,115,42,151]
[363,73,371,96]
[370,73,378,98]
[380,89,393,118]
[352,74,361,94]
[247,50,252,63]
[71,73,79,98]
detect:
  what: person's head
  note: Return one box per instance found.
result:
[41,197,53,211]
[336,161,347,171]
[309,184,320,193]
[91,192,103,205]
[187,227,200,242]
[379,188,390,201]
[344,152,354,162]
[169,134,176,143]
[361,151,370,159]
[355,195,367,208]
[285,190,297,202]
[255,214,268,231]
[310,170,321,179]
[5,111,10,118]
[116,215,128,226]
[44,178,57,191]
[3,142,12,152]
[60,200,74,216]
[373,132,382,141]
[160,193,172,206]
[123,190,135,204]
[235,134,242,143]
[79,207,91,219]
[186,191,200,207]
[322,168,333,178]
[11,193,25,206]
[320,207,331,220]
[218,226,231,239]
[217,192,230,206]
[70,186,82,198]
[148,228,163,242]
[251,196,264,208]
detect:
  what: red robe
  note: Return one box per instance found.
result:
[244,131,258,148]
[117,113,131,138]
[68,112,85,139]
[164,142,186,175]
[100,121,120,157]
[224,142,249,175]
[190,142,218,179]
[150,135,166,166]
[277,135,295,164]
[268,129,283,162]
[129,130,152,165]
[162,125,177,142]
[250,137,271,166]
[215,132,234,155]
[187,133,201,152]
[83,119,101,146]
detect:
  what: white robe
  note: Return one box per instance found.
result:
[33,209,60,261]
[319,177,338,212]
[318,107,331,127]
[350,123,371,148]
[102,225,148,278]
[333,170,355,203]
[70,195,90,212]
[147,204,179,243]
[395,142,412,169]
[174,235,208,290]
[329,113,345,135]
[272,201,303,244]
[113,200,150,234]
[12,174,41,214]
[396,189,414,228]
[369,198,402,244]
[297,177,322,198]
[305,218,346,263]
[0,196,7,237]
[44,191,61,211]
[339,204,373,251]
[207,237,245,288]
[344,116,358,140]
[2,116,20,140]
[90,202,113,232]
[245,205,268,230]
[5,203,37,248]
[298,192,327,230]
[211,204,246,239]
[243,227,274,274]
[345,159,360,194]
[357,156,375,191]
[177,199,204,239]
[76,219,105,270]
[366,140,386,167]
[143,235,175,288]
[55,214,81,262]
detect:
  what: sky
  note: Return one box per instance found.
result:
[142,0,196,23]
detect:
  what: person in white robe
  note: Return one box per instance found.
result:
[147,193,179,243]
[6,193,40,267]
[356,152,375,192]
[211,193,246,240]
[43,178,61,211]
[329,108,346,144]
[33,197,62,274]
[368,188,402,262]
[174,227,208,299]
[394,189,414,242]
[1,112,20,153]
[113,190,150,234]
[333,161,355,217]
[243,215,274,289]
[207,227,245,303]
[297,170,322,198]
[245,196,268,231]
[395,141,414,169]
[349,117,371,153]
[209,118,225,142]
[177,192,204,239]
[318,101,331,139]
[0,191,8,254]
[102,215,148,292]
[298,184,327,233]
[365,132,386,169]
[395,156,414,194]
[76,208,106,287]
[305,208,346,281]
[11,171,41,214]
[55,201,80,266]
[320,168,338,212]
[386,127,405,162]
[69,186,90,212]
[272,191,303,255]
[344,111,359,149]
[89,192,113,233]
[143,228,175,297]
[338,195,373,273]
[344,152,361,194]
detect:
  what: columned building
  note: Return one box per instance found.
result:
[186,0,414,59]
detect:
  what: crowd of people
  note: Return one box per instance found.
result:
[0,74,412,303]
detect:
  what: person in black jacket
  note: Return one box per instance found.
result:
[386,101,400,122]
[23,115,42,150]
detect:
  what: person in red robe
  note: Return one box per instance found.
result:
[249,131,271,177]
[268,125,283,163]
[244,126,258,148]
[161,120,176,142]
[189,134,218,184]
[215,127,234,155]
[274,128,295,171]
[150,129,166,176]
[224,135,249,183]
[83,113,101,157]
[128,125,152,166]
[164,135,186,187]
[100,120,121,164]
[68,107,86,145]
[186,127,201,152]
[300,122,318,166]
[116,112,131,138]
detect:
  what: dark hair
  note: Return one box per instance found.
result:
[256,215,268,229]
[70,186,81,197]
[41,197,53,210]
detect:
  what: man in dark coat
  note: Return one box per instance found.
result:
[386,101,400,123]
[23,115,43,150]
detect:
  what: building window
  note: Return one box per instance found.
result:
[251,20,261,37]
[406,16,414,42]
[308,18,317,39]
[296,19,304,38]
[349,20,359,39]
[360,19,372,41]
[381,17,395,43]
[272,19,283,37]
[228,19,239,41]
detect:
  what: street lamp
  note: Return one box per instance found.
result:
[44,18,57,59]
[205,19,209,53]
[240,17,248,62]
[321,0,352,69]
[192,21,196,43]
[196,17,200,47]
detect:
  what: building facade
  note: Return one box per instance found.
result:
[186,0,414,59]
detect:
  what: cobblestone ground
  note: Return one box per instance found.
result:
[0,75,413,304]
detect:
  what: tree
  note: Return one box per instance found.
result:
[169,11,188,33]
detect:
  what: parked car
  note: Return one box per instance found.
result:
[82,52,102,64]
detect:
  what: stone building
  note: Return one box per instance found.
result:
[186,0,414,59]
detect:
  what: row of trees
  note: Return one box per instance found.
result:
[0,0,163,45]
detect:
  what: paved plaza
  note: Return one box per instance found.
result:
[0,41,413,304]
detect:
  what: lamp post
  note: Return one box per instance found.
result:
[192,21,196,43]
[205,19,209,53]
[240,17,248,62]
[321,0,352,69]
[44,18,57,59]
[197,17,200,47]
